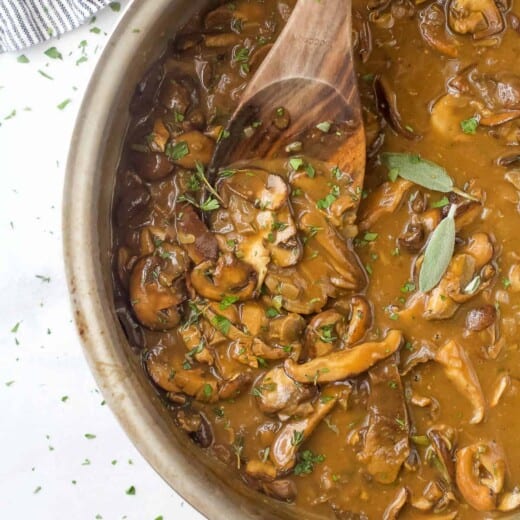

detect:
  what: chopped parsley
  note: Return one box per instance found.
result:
[219,295,240,310]
[212,314,231,335]
[294,450,325,475]
[44,47,62,60]
[165,141,189,161]
[460,116,479,135]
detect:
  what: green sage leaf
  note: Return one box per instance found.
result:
[419,205,456,292]
[381,153,454,193]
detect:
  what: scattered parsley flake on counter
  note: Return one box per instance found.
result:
[76,56,88,66]
[44,47,62,59]
[38,70,53,80]
[460,116,479,135]
[81,458,91,466]
[109,1,121,11]
[11,322,20,333]
[90,27,101,34]
[126,485,136,495]
[57,99,72,110]
[154,516,164,520]
[61,396,68,402]
[36,274,51,283]
[17,55,29,63]
[4,110,16,120]
[33,486,42,494]
[84,433,96,440]
[5,381,15,387]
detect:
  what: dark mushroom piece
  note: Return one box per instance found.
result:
[175,203,219,264]
[383,487,409,520]
[466,304,496,332]
[374,76,421,140]
[358,355,410,484]
[190,253,257,301]
[419,4,459,57]
[269,397,336,473]
[254,366,315,417]
[448,0,504,40]
[129,247,189,330]
[130,151,174,181]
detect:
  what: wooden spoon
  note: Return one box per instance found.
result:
[210,0,365,226]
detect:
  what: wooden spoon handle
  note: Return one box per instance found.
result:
[244,0,354,100]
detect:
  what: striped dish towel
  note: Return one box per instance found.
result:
[0,0,112,53]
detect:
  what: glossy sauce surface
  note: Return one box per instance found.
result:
[112,1,520,517]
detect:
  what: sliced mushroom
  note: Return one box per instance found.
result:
[435,340,486,424]
[203,32,241,48]
[456,441,506,511]
[466,305,496,331]
[419,4,459,57]
[130,151,174,182]
[269,397,336,473]
[358,179,413,231]
[241,301,268,336]
[398,222,426,253]
[146,350,219,403]
[245,459,277,481]
[218,372,252,400]
[427,427,456,483]
[375,75,420,140]
[448,0,504,39]
[358,355,410,484]
[430,94,478,141]
[190,253,257,301]
[424,254,477,320]
[179,324,214,365]
[489,373,511,407]
[345,296,372,345]
[254,366,316,416]
[267,313,306,348]
[168,131,215,168]
[221,169,289,211]
[262,479,297,502]
[304,310,345,358]
[159,76,191,113]
[176,203,219,263]
[284,330,403,384]
[499,489,520,512]
[383,487,409,520]
[149,118,170,152]
[129,249,188,330]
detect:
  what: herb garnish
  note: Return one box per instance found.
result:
[294,450,325,475]
[460,116,479,135]
[419,204,456,293]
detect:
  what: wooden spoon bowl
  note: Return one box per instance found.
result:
[210,0,365,217]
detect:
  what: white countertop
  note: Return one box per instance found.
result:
[0,3,203,519]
